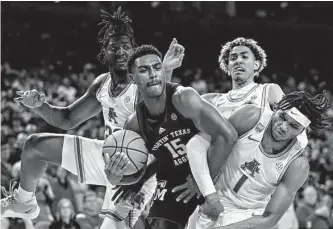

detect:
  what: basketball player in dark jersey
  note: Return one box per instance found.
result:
[104,45,238,229]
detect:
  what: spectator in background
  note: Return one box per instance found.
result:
[8,132,28,165]
[190,68,208,94]
[325,178,333,196]
[307,194,333,229]
[35,175,55,224]
[296,186,318,229]
[57,78,77,104]
[1,143,12,193]
[50,167,78,216]
[1,218,34,229]
[25,124,37,135]
[49,198,80,229]
[76,191,103,229]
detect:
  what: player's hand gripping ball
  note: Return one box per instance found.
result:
[103,130,149,185]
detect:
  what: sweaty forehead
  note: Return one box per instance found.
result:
[135,54,161,67]
[230,46,254,56]
[108,35,131,45]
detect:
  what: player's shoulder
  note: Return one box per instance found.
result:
[124,112,140,133]
[173,86,199,104]
[281,155,309,190]
[88,73,109,95]
[228,104,261,135]
[288,155,309,173]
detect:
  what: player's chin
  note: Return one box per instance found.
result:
[232,72,247,81]
[115,63,128,71]
[147,89,164,98]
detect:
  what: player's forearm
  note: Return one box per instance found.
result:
[186,133,216,197]
[34,102,73,130]
[213,215,278,229]
[164,68,173,82]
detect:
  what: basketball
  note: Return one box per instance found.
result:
[103,130,149,175]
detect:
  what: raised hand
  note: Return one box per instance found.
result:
[163,38,185,71]
[14,89,45,108]
[104,151,131,186]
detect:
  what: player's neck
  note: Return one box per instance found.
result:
[144,92,167,117]
[262,123,293,155]
[232,79,255,90]
[109,68,131,88]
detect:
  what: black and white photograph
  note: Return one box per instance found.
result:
[1,2,333,229]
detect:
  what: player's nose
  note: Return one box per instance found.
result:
[117,47,126,55]
[149,69,157,78]
[235,56,244,64]
[280,122,288,132]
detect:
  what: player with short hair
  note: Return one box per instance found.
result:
[186,91,332,229]
[1,7,184,229]
[105,44,238,229]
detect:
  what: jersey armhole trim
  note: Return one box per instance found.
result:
[277,149,305,183]
[96,73,110,98]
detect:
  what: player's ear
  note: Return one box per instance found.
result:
[254,60,260,71]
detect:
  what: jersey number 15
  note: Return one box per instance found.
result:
[164,138,186,158]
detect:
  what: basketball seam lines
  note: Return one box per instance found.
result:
[103,146,148,156]
[126,136,146,171]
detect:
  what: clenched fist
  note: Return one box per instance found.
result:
[14,90,45,108]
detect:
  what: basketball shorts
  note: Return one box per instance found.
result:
[186,203,265,229]
[61,135,157,228]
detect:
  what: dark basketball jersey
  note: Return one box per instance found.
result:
[136,82,200,227]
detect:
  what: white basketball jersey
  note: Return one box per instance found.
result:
[212,82,308,147]
[96,73,138,137]
[215,104,305,210]
[212,82,269,119]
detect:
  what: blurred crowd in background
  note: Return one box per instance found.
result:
[2,2,333,229]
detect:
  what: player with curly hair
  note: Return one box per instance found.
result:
[1,7,184,229]
[186,91,332,229]
[172,37,308,228]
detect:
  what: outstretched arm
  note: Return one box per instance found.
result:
[214,155,309,229]
[15,74,106,130]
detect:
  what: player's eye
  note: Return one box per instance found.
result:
[139,68,147,73]
[291,123,299,129]
[110,47,118,52]
[154,64,162,70]
[242,55,249,59]
[124,46,130,50]
[230,56,237,61]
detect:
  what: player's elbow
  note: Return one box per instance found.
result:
[58,107,79,130]
[261,212,281,229]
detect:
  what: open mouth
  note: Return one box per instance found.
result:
[116,58,127,64]
[233,66,245,73]
[147,80,161,87]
